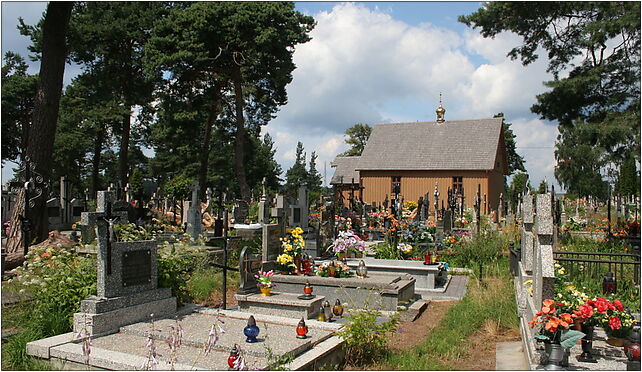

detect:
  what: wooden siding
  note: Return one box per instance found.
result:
[360,170,504,213]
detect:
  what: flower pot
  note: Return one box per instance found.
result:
[543,342,567,370]
[327,265,337,278]
[607,335,627,347]
[260,287,272,296]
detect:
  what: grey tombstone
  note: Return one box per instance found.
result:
[417,196,425,221]
[521,193,535,274]
[433,183,440,221]
[258,178,270,224]
[80,192,127,244]
[182,200,190,226]
[498,192,504,222]
[47,198,62,229]
[271,194,289,232]
[261,224,282,271]
[289,185,309,228]
[237,246,262,295]
[533,193,556,307]
[186,182,203,240]
[73,191,176,336]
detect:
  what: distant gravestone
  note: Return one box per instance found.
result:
[442,209,452,234]
[73,191,176,336]
[289,185,309,228]
[261,224,282,271]
[271,194,289,232]
[186,182,202,240]
[233,200,250,223]
[237,246,262,295]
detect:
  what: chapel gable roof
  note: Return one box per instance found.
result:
[356,117,505,171]
[330,156,361,185]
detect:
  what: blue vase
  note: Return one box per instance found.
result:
[243,315,260,343]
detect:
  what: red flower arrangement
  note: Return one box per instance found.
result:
[529,299,584,348]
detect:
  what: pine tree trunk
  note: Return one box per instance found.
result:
[197,88,221,201]
[5,2,72,266]
[232,66,251,201]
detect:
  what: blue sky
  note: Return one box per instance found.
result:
[1,1,560,191]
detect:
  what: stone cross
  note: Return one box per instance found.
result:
[80,191,127,244]
[258,178,270,224]
[433,183,440,221]
[498,192,504,221]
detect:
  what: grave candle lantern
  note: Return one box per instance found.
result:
[243,315,260,343]
[317,304,326,322]
[625,328,641,362]
[356,260,368,278]
[303,281,313,295]
[227,344,240,368]
[602,272,617,295]
[323,300,333,322]
[302,254,312,275]
[423,251,432,265]
[332,299,344,318]
[296,318,309,339]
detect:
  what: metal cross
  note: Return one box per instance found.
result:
[100,201,120,275]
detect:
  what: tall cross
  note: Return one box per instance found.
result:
[433,182,440,220]
[99,200,120,275]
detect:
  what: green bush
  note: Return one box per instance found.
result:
[187,267,221,302]
[337,309,399,367]
[157,242,209,305]
[373,241,404,260]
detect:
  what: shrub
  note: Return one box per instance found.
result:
[337,309,399,366]
[157,241,209,305]
[444,230,507,270]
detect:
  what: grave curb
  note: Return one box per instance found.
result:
[288,335,345,371]
[26,332,75,359]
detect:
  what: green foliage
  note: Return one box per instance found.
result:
[285,141,309,196]
[163,173,194,200]
[445,231,508,270]
[8,245,97,331]
[2,328,54,370]
[1,52,38,164]
[373,241,404,260]
[157,242,210,306]
[186,267,220,303]
[129,168,145,200]
[494,113,525,175]
[337,309,399,367]
[341,123,372,157]
[616,154,640,197]
[307,151,323,193]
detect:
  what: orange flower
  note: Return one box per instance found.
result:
[528,316,538,328]
[41,252,52,259]
[545,318,560,333]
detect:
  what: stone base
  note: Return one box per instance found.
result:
[235,292,325,319]
[271,273,415,311]
[74,289,176,336]
[342,258,447,291]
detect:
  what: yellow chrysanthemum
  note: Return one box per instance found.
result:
[277,254,293,264]
[285,228,293,234]
[294,227,303,235]
[283,244,293,252]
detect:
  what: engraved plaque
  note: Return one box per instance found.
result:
[122,250,152,287]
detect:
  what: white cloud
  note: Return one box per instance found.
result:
[269,2,560,190]
[509,118,558,187]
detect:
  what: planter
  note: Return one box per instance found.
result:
[543,342,568,370]
[259,287,272,296]
[607,336,627,347]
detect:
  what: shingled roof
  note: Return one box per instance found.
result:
[356,118,504,171]
[330,156,361,185]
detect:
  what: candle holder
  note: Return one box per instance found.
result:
[243,315,260,343]
[356,260,368,278]
[298,280,315,300]
[296,318,309,339]
[323,300,333,322]
[332,299,344,318]
[227,344,240,368]
[602,272,617,295]
[316,303,326,322]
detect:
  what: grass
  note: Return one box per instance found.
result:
[187,267,239,303]
[381,258,519,370]
[1,301,55,371]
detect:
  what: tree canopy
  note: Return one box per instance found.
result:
[341,123,372,157]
